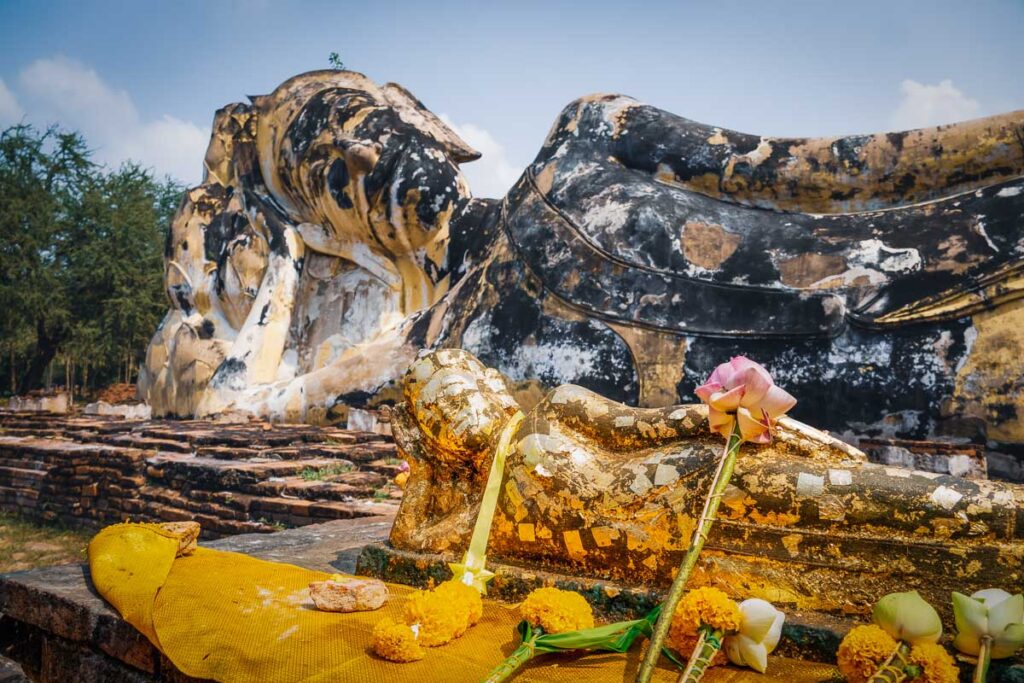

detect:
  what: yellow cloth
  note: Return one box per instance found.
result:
[88,524,837,682]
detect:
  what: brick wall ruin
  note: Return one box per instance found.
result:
[0,412,400,538]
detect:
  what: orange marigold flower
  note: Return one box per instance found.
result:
[436,579,483,627]
[671,587,742,638]
[909,642,958,683]
[372,618,424,662]
[837,624,899,683]
[403,588,467,646]
[519,587,595,634]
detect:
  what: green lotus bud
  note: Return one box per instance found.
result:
[952,589,1024,659]
[872,591,943,644]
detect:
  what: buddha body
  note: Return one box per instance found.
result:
[389,350,1024,617]
[141,70,1024,478]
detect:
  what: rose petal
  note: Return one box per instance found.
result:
[737,407,770,443]
[708,385,745,412]
[737,365,773,407]
[695,380,723,404]
[759,385,797,418]
[708,409,735,439]
[708,362,737,390]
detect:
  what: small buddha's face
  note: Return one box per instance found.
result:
[402,349,520,469]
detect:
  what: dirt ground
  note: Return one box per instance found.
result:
[0,514,92,573]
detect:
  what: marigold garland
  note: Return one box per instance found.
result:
[371,618,425,662]
[403,585,469,646]
[436,579,483,628]
[837,624,899,683]
[670,587,742,639]
[519,586,595,634]
[909,642,959,683]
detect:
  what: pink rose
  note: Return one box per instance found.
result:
[695,357,796,444]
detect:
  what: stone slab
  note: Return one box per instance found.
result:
[0,515,394,681]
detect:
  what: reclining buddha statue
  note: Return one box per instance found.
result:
[139,69,1024,478]
[384,348,1023,617]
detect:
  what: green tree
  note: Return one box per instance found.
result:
[0,123,183,396]
[63,165,182,388]
[0,124,92,393]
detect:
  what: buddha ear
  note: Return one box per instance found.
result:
[382,82,481,164]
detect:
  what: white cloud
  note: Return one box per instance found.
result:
[890,79,981,131]
[439,114,522,199]
[0,78,24,126]
[14,56,207,183]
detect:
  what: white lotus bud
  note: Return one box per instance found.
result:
[724,598,785,673]
[952,589,1024,659]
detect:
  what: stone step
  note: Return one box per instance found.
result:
[250,471,388,500]
[0,466,47,488]
[145,454,353,491]
[77,432,195,453]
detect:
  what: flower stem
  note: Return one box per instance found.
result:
[678,628,724,683]
[636,421,743,683]
[867,642,911,683]
[482,639,537,683]
[974,635,992,683]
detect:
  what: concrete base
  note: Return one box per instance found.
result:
[356,541,1024,679]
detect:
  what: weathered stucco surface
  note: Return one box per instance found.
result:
[140,69,1024,471]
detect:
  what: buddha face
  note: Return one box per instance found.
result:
[399,349,520,470]
[252,72,478,314]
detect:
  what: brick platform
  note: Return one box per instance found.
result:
[0,412,401,538]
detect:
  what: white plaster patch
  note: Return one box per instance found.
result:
[630,472,653,496]
[947,454,974,478]
[796,472,825,497]
[654,464,680,487]
[614,415,635,427]
[930,485,963,510]
[997,186,1021,198]
[828,469,853,486]
[884,467,912,478]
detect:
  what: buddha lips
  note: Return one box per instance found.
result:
[695,356,797,444]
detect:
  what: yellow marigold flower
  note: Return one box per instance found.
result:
[909,642,959,683]
[372,618,424,662]
[672,587,742,637]
[519,587,595,634]
[435,579,483,627]
[403,588,467,646]
[837,624,899,683]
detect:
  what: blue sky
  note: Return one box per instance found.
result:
[1,0,1022,197]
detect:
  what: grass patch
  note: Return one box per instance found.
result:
[299,463,355,481]
[0,513,93,573]
[372,488,390,501]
